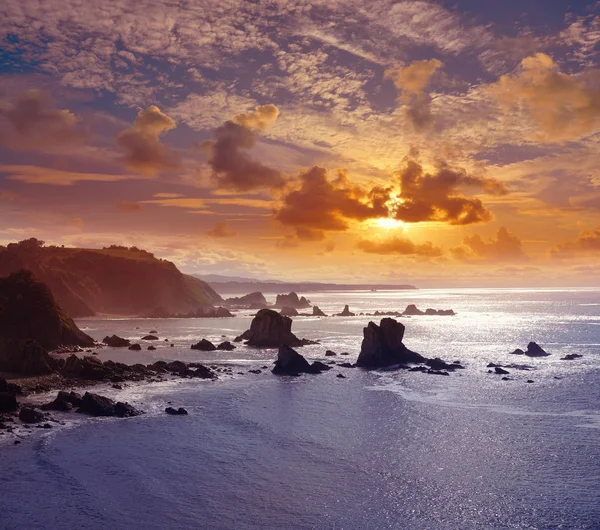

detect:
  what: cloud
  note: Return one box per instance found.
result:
[0,89,80,150]
[206,222,237,238]
[357,235,443,257]
[452,227,527,261]
[488,53,600,142]
[153,192,184,198]
[117,105,178,174]
[386,59,443,132]
[2,165,145,186]
[551,226,600,257]
[392,158,506,225]
[116,201,143,212]
[275,166,390,239]
[204,106,284,191]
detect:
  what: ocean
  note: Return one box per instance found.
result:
[1,288,599,529]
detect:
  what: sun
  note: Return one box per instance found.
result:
[373,218,407,230]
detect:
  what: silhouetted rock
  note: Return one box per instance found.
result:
[148,345,156,351]
[141,335,158,340]
[403,304,455,316]
[272,345,330,375]
[336,373,346,379]
[128,343,142,351]
[79,391,141,417]
[339,362,355,368]
[561,353,582,360]
[42,391,83,412]
[425,358,464,371]
[216,341,235,351]
[337,305,355,317]
[0,392,18,413]
[495,366,510,375]
[356,318,425,368]
[274,292,311,309]
[213,306,234,318]
[237,309,316,348]
[191,339,217,351]
[280,306,298,317]
[103,335,131,347]
[427,370,449,376]
[114,401,142,418]
[403,304,424,316]
[165,407,188,415]
[510,342,550,357]
[325,350,337,356]
[224,292,268,308]
[19,407,45,424]
[312,306,326,317]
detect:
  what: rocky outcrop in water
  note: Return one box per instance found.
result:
[280,306,298,317]
[272,345,332,375]
[274,292,311,309]
[103,335,130,347]
[224,292,268,309]
[356,318,425,368]
[165,406,188,415]
[337,305,355,316]
[191,339,217,351]
[510,342,550,357]
[235,309,317,348]
[79,392,142,417]
[312,306,326,317]
[216,341,235,351]
[402,304,455,316]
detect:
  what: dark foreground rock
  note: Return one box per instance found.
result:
[19,406,45,424]
[510,342,550,357]
[235,309,317,348]
[79,392,142,417]
[356,318,425,368]
[272,345,332,375]
[103,335,131,347]
[191,339,217,351]
[42,391,83,411]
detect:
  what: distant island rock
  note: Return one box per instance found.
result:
[402,304,455,316]
[510,342,550,357]
[274,292,311,309]
[0,239,222,318]
[0,270,94,375]
[312,306,326,317]
[224,292,268,309]
[235,309,317,347]
[280,306,299,317]
[272,345,332,376]
[356,318,425,368]
[144,305,233,318]
[337,305,355,316]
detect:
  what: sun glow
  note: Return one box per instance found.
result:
[373,218,407,230]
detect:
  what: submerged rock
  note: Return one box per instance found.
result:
[165,407,188,415]
[561,353,582,360]
[141,335,158,340]
[356,318,425,369]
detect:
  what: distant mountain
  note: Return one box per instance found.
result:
[199,276,417,295]
[194,274,285,284]
[0,239,222,317]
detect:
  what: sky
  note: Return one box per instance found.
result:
[1,0,600,287]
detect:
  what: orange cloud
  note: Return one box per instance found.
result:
[551,226,600,257]
[3,165,145,186]
[452,227,527,261]
[392,158,506,225]
[117,106,178,174]
[386,59,443,132]
[205,106,284,191]
[358,236,443,257]
[275,166,390,240]
[488,53,600,142]
[116,201,143,212]
[206,222,237,238]
[0,89,80,150]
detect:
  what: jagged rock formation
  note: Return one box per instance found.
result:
[224,292,268,309]
[272,345,332,375]
[0,271,94,375]
[0,239,222,317]
[510,342,550,357]
[274,292,311,309]
[103,335,130,347]
[402,304,455,316]
[312,306,326,317]
[356,318,425,368]
[337,305,355,316]
[235,309,317,347]
[280,306,299,317]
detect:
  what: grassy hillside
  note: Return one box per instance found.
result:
[0,240,222,317]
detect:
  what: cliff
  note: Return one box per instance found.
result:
[0,270,94,374]
[0,239,222,317]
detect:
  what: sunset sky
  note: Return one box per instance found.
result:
[1,0,600,286]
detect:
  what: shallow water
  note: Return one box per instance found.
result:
[1,288,599,529]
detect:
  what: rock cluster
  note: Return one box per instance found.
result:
[235,309,317,348]
[224,292,268,309]
[272,345,332,376]
[103,335,130,347]
[274,292,311,309]
[510,342,550,357]
[402,304,455,316]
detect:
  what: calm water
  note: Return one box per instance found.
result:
[1,288,599,529]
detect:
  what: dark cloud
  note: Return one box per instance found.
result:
[452,227,527,261]
[357,236,443,257]
[0,89,80,150]
[392,158,506,225]
[205,105,284,192]
[117,105,178,175]
[275,167,391,239]
[206,222,237,238]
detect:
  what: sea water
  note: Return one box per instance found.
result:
[1,288,599,529]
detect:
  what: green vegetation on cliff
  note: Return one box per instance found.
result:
[0,240,222,317]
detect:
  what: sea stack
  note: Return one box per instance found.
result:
[312,306,326,317]
[356,318,425,368]
[235,309,315,347]
[338,305,355,316]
